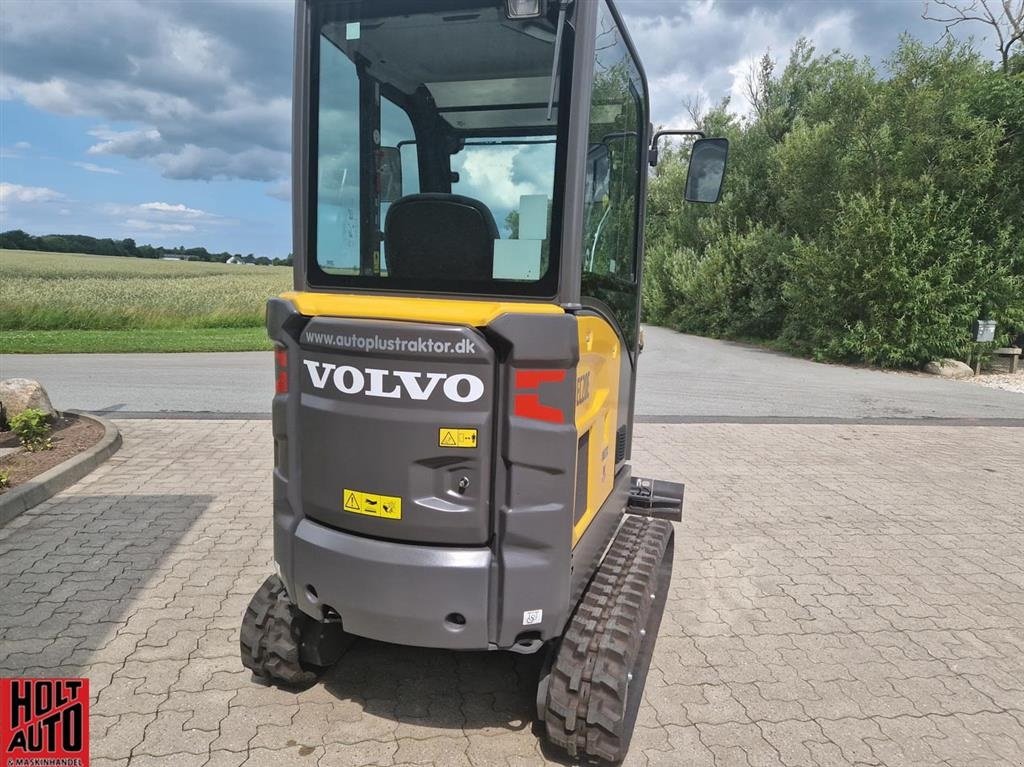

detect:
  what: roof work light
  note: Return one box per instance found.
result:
[506,0,543,19]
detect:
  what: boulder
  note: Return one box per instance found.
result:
[0,378,56,424]
[923,359,973,380]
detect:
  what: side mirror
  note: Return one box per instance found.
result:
[377,146,403,203]
[684,137,728,204]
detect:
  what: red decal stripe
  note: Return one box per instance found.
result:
[513,368,567,424]
[515,369,566,389]
[514,393,565,424]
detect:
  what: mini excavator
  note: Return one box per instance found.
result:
[241,1,727,762]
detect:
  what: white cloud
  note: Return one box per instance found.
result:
[86,128,288,181]
[1,141,33,159]
[265,179,291,202]
[2,0,292,182]
[0,0,978,189]
[100,200,235,234]
[88,127,165,158]
[0,182,66,203]
[154,144,288,182]
[621,1,951,126]
[74,161,122,175]
[455,145,553,211]
[123,218,196,232]
[139,201,212,218]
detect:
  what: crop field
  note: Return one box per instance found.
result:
[0,250,292,353]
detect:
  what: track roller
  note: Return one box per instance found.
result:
[539,515,675,764]
[240,574,350,687]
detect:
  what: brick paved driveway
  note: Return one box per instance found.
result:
[2,420,1022,766]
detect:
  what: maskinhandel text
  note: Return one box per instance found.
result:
[303,331,477,355]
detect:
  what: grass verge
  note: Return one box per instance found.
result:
[0,328,272,354]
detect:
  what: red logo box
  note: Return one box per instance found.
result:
[1,678,89,767]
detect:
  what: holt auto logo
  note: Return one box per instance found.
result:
[1,678,89,767]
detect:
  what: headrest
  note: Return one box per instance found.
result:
[384,193,498,281]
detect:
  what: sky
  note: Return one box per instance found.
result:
[0,0,991,258]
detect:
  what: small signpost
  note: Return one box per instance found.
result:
[970,319,997,374]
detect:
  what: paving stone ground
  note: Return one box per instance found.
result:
[1,420,1022,767]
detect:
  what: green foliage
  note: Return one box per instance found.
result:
[645,34,1024,368]
[0,470,9,490]
[644,224,795,339]
[9,408,53,452]
[0,328,273,354]
[784,187,1021,366]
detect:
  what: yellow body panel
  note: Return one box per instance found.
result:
[572,315,621,547]
[281,290,563,325]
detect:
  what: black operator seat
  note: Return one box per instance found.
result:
[384,193,498,281]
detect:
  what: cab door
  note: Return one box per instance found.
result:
[575,0,647,533]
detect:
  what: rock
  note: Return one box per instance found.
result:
[923,359,973,380]
[0,378,56,423]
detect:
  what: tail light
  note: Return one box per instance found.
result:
[274,344,289,394]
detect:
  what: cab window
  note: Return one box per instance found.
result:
[310,4,569,296]
[580,0,643,347]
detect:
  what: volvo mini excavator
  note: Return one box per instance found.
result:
[241,0,728,762]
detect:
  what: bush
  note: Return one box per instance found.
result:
[0,470,9,489]
[9,408,53,452]
[641,225,795,340]
[783,187,1022,367]
[641,242,696,326]
[642,36,1024,368]
[701,225,794,338]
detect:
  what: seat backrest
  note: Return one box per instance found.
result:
[384,193,497,281]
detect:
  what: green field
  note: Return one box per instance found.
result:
[0,250,291,353]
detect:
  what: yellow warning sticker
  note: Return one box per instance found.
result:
[438,428,478,448]
[342,488,402,520]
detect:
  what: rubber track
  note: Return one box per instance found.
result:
[240,575,318,687]
[543,515,674,764]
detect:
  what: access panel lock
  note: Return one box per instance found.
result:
[627,476,685,523]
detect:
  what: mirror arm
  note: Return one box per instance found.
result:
[649,128,705,167]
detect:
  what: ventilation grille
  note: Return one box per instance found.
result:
[574,431,590,525]
[615,426,627,463]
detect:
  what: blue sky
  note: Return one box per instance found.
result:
[2,101,289,255]
[0,0,988,258]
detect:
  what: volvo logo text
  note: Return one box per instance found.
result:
[303,360,484,403]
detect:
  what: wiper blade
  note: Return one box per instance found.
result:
[546,1,570,120]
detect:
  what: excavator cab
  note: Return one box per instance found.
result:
[241,1,727,762]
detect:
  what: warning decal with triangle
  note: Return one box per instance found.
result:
[438,427,478,448]
[342,488,402,520]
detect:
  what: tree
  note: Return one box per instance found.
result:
[643,32,1024,364]
[0,230,33,249]
[923,0,1024,73]
[0,231,291,264]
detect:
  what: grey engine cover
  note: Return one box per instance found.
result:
[297,316,495,545]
